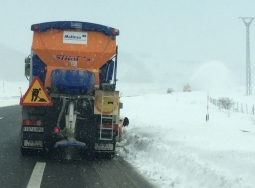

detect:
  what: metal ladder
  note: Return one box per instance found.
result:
[99,90,116,140]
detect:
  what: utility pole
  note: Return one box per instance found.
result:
[240,17,255,96]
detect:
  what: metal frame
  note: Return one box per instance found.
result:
[240,17,255,96]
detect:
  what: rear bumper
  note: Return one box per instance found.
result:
[21,131,59,149]
[21,131,117,153]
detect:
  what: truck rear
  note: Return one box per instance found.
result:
[20,21,125,158]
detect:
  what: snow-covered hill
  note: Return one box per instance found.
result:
[0,44,27,82]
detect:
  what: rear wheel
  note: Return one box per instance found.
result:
[84,144,96,160]
[42,143,54,158]
[20,146,29,156]
[94,151,115,159]
[104,152,115,159]
[20,133,29,156]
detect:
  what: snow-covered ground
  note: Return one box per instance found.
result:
[117,83,255,188]
[1,81,255,188]
[0,81,28,107]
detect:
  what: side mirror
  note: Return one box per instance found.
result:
[25,56,30,78]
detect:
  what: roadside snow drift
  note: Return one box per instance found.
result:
[117,85,255,188]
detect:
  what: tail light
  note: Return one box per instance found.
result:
[53,127,60,134]
[33,24,39,31]
[23,120,43,126]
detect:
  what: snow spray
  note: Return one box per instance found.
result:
[188,61,235,91]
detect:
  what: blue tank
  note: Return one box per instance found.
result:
[51,69,95,94]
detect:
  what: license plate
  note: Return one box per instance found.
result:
[23,126,44,132]
[95,143,113,150]
[24,140,43,147]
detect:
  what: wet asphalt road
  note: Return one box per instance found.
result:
[0,105,155,188]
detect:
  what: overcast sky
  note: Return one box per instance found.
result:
[1,0,255,88]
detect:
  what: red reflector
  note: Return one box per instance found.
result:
[23,120,43,126]
[112,29,116,35]
[54,127,60,134]
[33,24,39,30]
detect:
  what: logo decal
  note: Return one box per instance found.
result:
[63,31,87,44]
[55,55,91,61]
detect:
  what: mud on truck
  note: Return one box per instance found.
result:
[20,21,128,158]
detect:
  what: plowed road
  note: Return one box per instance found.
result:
[0,106,154,188]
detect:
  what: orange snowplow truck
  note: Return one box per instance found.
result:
[20,21,128,158]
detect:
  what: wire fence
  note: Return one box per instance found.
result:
[210,97,255,115]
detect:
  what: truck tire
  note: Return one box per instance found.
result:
[20,146,29,156]
[104,152,115,159]
[85,144,96,160]
[43,144,52,158]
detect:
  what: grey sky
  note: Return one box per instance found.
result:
[0,0,255,89]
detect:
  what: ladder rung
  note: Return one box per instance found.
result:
[101,127,113,130]
[102,116,113,119]
[99,91,117,141]
[99,138,113,141]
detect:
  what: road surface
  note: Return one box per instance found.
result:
[0,105,155,188]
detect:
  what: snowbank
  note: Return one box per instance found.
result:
[117,86,255,188]
[0,80,28,107]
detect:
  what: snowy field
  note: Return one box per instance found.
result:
[117,83,255,188]
[1,81,255,188]
[0,81,28,107]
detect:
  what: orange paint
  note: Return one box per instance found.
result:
[118,119,124,142]
[32,29,116,87]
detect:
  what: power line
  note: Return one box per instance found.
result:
[240,17,255,96]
